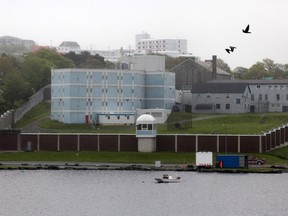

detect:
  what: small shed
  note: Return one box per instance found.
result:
[136,114,157,152]
[216,155,248,168]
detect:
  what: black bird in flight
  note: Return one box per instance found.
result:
[225,46,237,54]
[242,24,251,33]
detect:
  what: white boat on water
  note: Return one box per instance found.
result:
[155,174,181,183]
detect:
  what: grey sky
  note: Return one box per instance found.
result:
[2,0,288,70]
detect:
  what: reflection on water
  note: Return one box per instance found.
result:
[0,170,288,216]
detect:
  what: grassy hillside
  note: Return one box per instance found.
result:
[14,102,51,128]
[14,102,288,134]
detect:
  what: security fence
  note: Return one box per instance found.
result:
[0,85,50,129]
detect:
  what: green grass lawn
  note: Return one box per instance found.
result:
[14,102,51,128]
[0,150,287,165]
[14,102,288,134]
[0,152,196,164]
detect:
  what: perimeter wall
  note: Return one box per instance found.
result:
[1,125,288,153]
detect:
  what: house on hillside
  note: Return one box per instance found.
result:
[170,55,231,90]
[56,41,81,53]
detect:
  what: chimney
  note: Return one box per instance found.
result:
[212,55,217,79]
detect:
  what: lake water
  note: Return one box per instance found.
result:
[0,170,288,216]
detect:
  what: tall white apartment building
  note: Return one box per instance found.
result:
[135,33,188,56]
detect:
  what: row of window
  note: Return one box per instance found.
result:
[52,74,137,81]
[53,100,142,107]
[105,115,130,120]
[138,40,167,44]
[138,40,183,45]
[136,124,155,130]
[53,88,139,94]
[138,45,166,48]
[251,94,288,101]
[202,93,288,101]
[256,85,288,90]
[215,104,231,109]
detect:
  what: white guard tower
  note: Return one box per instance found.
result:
[136,114,157,152]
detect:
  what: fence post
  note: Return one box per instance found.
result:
[195,135,198,152]
[118,134,120,152]
[238,136,241,153]
[77,134,80,151]
[175,135,177,153]
[259,135,262,153]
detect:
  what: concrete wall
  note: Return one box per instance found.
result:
[1,125,288,153]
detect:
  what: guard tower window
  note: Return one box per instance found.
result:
[148,124,152,130]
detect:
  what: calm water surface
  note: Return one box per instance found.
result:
[0,170,288,216]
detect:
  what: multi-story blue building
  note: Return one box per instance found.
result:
[51,56,175,124]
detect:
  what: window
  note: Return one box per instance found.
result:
[216,104,221,109]
[117,116,120,120]
[276,94,280,101]
[236,99,241,104]
[265,94,268,100]
[148,124,152,130]
[225,104,230,109]
[286,94,288,100]
[226,94,230,99]
[256,85,261,90]
[251,94,254,101]
[259,94,262,101]
[137,125,141,130]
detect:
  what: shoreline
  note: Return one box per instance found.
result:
[0,161,285,174]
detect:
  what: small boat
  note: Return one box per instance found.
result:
[155,174,181,183]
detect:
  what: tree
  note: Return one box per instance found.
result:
[0,54,19,84]
[22,49,75,92]
[21,57,53,92]
[65,51,112,69]
[217,58,232,73]
[0,89,6,114]
[29,48,74,68]
[243,62,267,79]
[3,71,31,108]
[233,67,249,79]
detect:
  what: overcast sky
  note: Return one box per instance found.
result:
[2,0,288,70]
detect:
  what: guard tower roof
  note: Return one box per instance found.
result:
[136,114,156,125]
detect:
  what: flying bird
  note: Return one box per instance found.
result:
[242,24,251,33]
[230,46,236,52]
[225,46,237,54]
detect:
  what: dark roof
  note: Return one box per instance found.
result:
[169,58,231,76]
[208,79,288,84]
[191,83,250,94]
